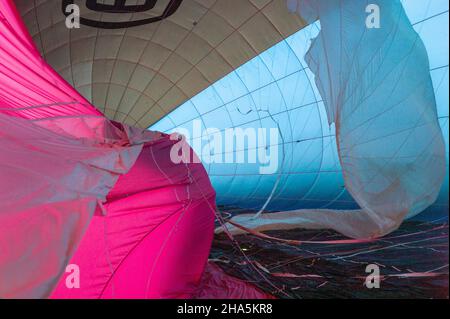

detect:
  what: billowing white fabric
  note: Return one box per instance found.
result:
[221,0,446,239]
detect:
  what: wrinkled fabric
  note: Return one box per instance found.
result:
[194,263,275,299]
[49,135,272,299]
[1,0,269,299]
[3,0,444,299]
[0,0,147,298]
[222,0,446,239]
[285,0,445,238]
[51,136,217,298]
[0,114,145,298]
[0,0,100,122]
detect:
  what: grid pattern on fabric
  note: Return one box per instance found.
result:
[151,0,449,216]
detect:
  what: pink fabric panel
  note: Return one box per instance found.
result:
[194,263,275,299]
[0,0,100,120]
[51,135,217,298]
[0,1,144,298]
[0,112,144,298]
[101,199,215,299]
[1,0,272,299]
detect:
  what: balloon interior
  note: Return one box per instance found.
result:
[0,0,448,298]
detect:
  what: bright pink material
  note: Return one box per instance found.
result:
[50,134,272,299]
[1,0,271,299]
[0,0,100,122]
[0,0,145,298]
[194,263,275,299]
[0,113,147,298]
[51,136,217,298]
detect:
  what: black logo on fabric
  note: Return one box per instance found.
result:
[62,0,183,29]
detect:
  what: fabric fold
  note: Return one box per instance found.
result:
[0,0,150,298]
[220,0,446,239]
